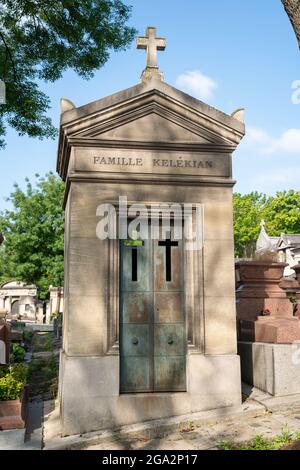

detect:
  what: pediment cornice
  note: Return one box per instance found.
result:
[57,79,245,180]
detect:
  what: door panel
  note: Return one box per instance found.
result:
[154,357,186,391]
[122,293,152,323]
[154,324,185,357]
[120,324,150,356]
[120,356,151,392]
[155,293,183,323]
[120,239,152,393]
[154,236,186,391]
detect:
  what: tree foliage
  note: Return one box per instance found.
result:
[233,192,267,257]
[233,190,300,257]
[0,0,136,147]
[263,190,300,234]
[0,173,65,298]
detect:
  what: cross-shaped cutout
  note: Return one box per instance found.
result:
[136,26,166,70]
[159,233,178,282]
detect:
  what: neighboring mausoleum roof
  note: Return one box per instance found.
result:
[0,280,37,290]
[277,234,300,249]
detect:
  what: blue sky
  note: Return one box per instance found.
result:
[0,0,299,211]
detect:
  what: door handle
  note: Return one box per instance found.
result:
[132,337,139,345]
[167,336,174,345]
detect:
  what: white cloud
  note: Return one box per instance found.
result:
[245,126,300,155]
[246,127,270,145]
[175,70,217,101]
[253,167,300,186]
[267,128,300,154]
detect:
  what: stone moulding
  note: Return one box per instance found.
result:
[105,204,205,355]
[57,80,245,182]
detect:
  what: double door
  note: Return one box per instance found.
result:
[120,231,186,393]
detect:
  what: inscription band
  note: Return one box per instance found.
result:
[93,156,214,169]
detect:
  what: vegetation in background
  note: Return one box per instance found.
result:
[26,331,58,399]
[11,343,26,363]
[0,0,136,148]
[33,332,53,352]
[23,330,34,344]
[233,192,267,257]
[218,429,298,451]
[0,173,65,298]
[233,190,300,257]
[27,355,58,398]
[0,364,27,400]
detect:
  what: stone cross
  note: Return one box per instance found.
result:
[136,27,166,81]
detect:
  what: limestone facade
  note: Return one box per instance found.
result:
[57,74,245,435]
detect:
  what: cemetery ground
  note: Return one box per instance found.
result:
[0,325,60,450]
[2,326,300,450]
[43,386,300,451]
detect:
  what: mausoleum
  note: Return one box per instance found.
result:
[0,281,38,321]
[57,27,245,435]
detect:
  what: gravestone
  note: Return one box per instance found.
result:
[0,281,38,321]
[57,27,245,436]
[237,233,300,396]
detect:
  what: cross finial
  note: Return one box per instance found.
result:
[136,26,166,82]
[260,219,265,228]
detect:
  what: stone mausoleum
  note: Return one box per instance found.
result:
[0,281,38,321]
[57,27,245,436]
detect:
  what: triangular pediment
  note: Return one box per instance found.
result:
[99,113,209,142]
[277,240,286,249]
[74,108,219,144]
[58,77,245,179]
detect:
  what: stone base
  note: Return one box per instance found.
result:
[58,352,242,436]
[237,297,293,322]
[240,317,300,343]
[255,317,300,343]
[238,341,300,396]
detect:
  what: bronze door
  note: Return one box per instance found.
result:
[120,232,186,393]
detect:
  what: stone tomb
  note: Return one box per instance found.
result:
[57,28,245,436]
[0,281,37,321]
[236,258,300,396]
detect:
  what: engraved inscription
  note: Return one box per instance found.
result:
[93,155,214,169]
[94,156,143,166]
[74,148,230,178]
[152,158,213,169]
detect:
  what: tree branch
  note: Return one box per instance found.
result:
[282,0,300,49]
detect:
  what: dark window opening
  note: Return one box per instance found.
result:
[132,248,138,282]
[158,238,179,282]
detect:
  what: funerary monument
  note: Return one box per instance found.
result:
[57,27,245,435]
[237,222,300,396]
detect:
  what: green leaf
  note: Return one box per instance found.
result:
[0,0,136,147]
